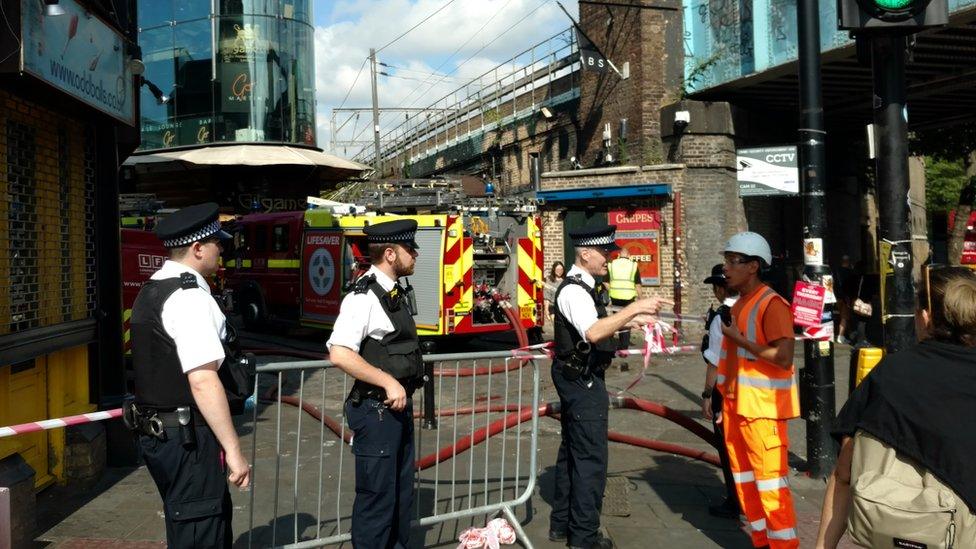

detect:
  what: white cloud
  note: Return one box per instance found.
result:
[313,0,576,160]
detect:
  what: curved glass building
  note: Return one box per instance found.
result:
[137,0,315,150]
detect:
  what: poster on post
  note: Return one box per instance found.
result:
[791,281,826,328]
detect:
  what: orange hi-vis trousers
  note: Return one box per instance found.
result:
[722,403,799,548]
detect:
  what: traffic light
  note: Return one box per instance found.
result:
[838,0,948,30]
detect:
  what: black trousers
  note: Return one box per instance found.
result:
[711,391,739,510]
[138,425,233,549]
[550,360,609,547]
[610,298,634,350]
[345,397,415,549]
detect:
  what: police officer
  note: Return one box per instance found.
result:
[327,219,425,549]
[700,264,740,519]
[128,202,250,549]
[549,225,669,549]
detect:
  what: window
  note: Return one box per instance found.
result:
[272,224,289,252]
[253,225,268,252]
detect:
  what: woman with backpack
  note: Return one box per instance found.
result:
[815,266,976,548]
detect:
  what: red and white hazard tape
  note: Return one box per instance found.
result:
[0,408,122,438]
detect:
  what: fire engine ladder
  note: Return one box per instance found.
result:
[356,179,538,214]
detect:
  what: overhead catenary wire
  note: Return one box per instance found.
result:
[373,0,527,137]
[334,57,369,113]
[372,0,555,152]
[374,0,463,54]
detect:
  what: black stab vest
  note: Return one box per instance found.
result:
[130,274,200,410]
[357,276,424,388]
[553,274,617,361]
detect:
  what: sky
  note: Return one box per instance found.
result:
[311,0,578,160]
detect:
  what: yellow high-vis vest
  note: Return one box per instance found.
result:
[608,257,638,301]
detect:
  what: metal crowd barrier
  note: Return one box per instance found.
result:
[245,349,544,549]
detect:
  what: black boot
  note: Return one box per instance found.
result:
[708,497,740,519]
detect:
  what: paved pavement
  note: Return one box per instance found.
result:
[32,329,858,548]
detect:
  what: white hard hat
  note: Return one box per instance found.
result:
[722,231,772,265]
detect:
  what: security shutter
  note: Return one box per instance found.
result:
[408,228,444,329]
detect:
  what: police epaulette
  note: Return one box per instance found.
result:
[352,273,377,294]
[179,272,198,289]
[563,274,590,290]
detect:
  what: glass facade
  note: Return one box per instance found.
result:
[683,0,976,93]
[137,0,316,150]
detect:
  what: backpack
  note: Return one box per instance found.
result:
[220,323,256,415]
[848,431,973,548]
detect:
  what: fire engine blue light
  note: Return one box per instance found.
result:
[536,183,671,202]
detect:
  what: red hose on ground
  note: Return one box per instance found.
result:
[263,388,721,471]
[608,432,720,467]
[615,397,717,448]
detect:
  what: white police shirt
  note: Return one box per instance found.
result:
[151,260,226,373]
[326,266,397,353]
[556,265,600,339]
[703,297,738,367]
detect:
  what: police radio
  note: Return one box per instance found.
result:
[718,305,732,327]
[404,278,418,317]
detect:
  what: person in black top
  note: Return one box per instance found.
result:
[816,266,976,548]
[128,203,249,549]
[548,224,668,549]
[327,219,424,549]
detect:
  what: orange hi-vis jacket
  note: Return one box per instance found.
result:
[717,285,800,420]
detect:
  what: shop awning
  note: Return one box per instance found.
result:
[537,183,672,203]
[123,144,370,178]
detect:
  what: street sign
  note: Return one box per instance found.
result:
[736,146,799,197]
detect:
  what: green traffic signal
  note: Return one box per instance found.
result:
[873,0,913,8]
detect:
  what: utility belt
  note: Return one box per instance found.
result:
[557,340,613,382]
[348,377,425,406]
[122,396,202,447]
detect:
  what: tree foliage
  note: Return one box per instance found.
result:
[925,156,969,213]
[911,122,976,162]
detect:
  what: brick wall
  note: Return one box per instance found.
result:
[577,1,682,168]
[539,165,688,311]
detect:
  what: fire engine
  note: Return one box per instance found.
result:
[119,195,231,355]
[960,210,976,267]
[222,179,545,340]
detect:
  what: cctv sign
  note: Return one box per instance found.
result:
[736,146,799,197]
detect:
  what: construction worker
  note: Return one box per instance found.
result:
[717,231,799,548]
[607,248,642,355]
[327,219,425,549]
[549,224,668,549]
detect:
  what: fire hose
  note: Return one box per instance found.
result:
[261,388,721,470]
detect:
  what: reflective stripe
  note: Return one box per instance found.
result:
[716,374,726,384]
[268,259,300,268]
[737,375,796,390]
[767,527,798,540]
[732,470,755,483]
[745,518,766,532]
[756,476,790,491]
[741,289,773,360]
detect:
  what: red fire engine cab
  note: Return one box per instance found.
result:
[222,180,545,340]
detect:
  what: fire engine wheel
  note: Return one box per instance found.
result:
[241,292,266,330]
